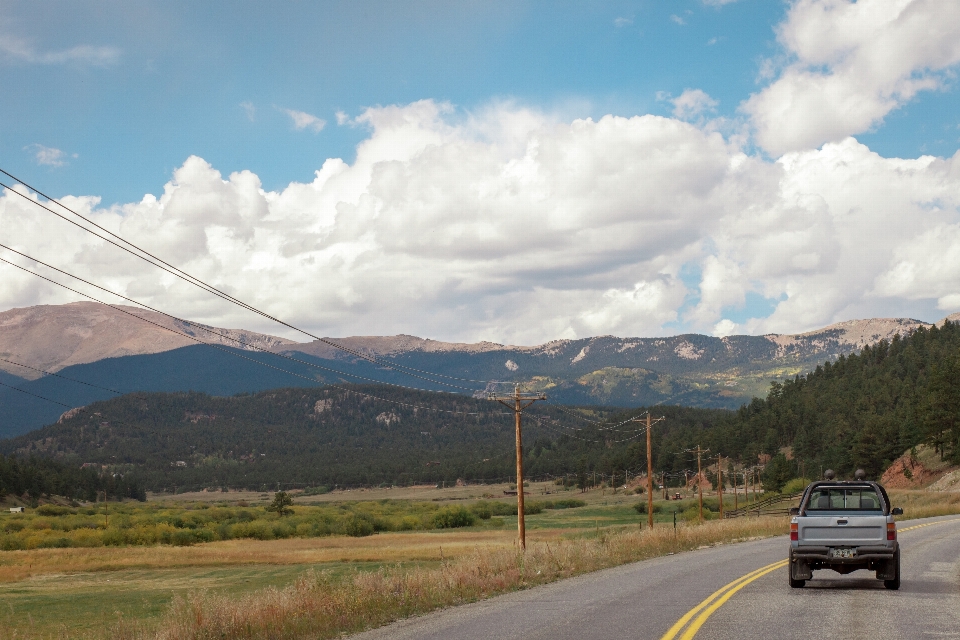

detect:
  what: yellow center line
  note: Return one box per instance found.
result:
[660,518,960,640]
[659,560,786,640]
[676,561,787,640]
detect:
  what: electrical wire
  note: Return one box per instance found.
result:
[0,172,508,390]
[0,357,124,395]
[0,244,490,398]
[0,254,507,418]
[0,379,72,408]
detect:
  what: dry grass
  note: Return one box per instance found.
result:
[0,530,526,583]
[889,489,960,519]
[115,517,791,640]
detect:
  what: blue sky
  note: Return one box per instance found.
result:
[3,0,796,204]
[2,0,960,343]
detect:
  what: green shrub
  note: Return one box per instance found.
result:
[432,506,477,529]
[36,505,75,516]
[522,502,544,515]
[632,501,663,515]
[545,499,585,509]
[469,502,493,520]
[341,507,376,538]
[781,478,811,495]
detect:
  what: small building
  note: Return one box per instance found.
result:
[9,507,24,513]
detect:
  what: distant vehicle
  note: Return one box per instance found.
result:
[788,470,902,589]
[674,492,682,500]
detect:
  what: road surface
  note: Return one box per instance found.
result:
[351,515,960,640]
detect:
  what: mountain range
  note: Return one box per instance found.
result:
[1,301,955,438]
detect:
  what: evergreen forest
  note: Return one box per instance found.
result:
[1,321,958,495]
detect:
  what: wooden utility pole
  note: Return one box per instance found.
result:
[717,455,723,519]
[686,445,709,523]
[734,467,739,512]
[488,385,546,551]
[630,412,664,528]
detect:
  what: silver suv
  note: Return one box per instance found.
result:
[788,472,903,589]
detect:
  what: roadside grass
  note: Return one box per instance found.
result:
[3,486,955,639]
[114,516,794,640]
[888,489,960,520]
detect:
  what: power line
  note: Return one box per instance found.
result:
[0,254,506,418]
[0,244,485,397]
[0,357,123,395]
[0,379,72,408]
[0,172,507,390]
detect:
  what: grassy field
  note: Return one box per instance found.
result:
[1,482,954,639]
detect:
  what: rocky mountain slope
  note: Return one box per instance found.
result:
[0,302,296,380]
[0,302,956,438]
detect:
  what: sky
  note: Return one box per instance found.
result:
[2,0,960,345]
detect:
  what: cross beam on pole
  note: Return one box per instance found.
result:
[488,384,546,551]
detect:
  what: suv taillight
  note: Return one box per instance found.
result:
[887,522,896,541]
[791,522,798,541]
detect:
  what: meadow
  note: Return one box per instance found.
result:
[0,483,955,639]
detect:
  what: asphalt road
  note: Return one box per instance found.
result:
[351,514,960,640]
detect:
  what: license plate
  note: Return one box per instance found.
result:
[830,548,855,558]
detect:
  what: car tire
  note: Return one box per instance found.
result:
[788,550,806,588]
[884,549,900,590]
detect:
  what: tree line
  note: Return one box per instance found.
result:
[0,455,146,503]
[2,321,958,495]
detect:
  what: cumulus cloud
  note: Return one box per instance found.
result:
[744,0,960,156]
[0,34,119,66]
[671,89,719,120]
[281,108,326,132]
[1,101,959,344]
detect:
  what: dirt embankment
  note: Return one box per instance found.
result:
[882,445,958,490]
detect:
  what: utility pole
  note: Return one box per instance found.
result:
[630,412,664,528]
[733,467,740,511]
[685,445,709,524]
[488,384,546,552]
[716,455,723,519]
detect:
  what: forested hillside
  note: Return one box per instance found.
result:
[0,455,146,502]
[0,385,728,491]
[4,322,958,494]
[653,321,960,481]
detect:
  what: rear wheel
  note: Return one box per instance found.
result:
[788,550,806,588]
[884,550,900,590]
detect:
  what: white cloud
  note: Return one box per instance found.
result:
[671,89,718,120]
[614,17,633,28]
[703,0,740,5]
[281,108,326,133]
[670,14,686,25]
[0,34,119,66]
[25,144,71,167]
[744,0,960,156]
[2,102,960,344]
[335,110,350,125]
[712,319,738,337]
[240,102,256,121]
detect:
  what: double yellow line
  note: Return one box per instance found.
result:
[660,517,960,639]
[659,559,788,640]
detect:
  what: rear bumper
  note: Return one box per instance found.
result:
[793,543,898,562]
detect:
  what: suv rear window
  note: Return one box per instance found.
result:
[805,487,883,511]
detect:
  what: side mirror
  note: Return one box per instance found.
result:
[891,507,903,516]
[789,507,800,516]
